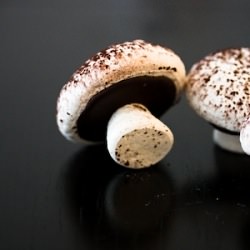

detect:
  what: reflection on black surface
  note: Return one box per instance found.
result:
[161,146,250,250]
[242,216,250,250]
[213,146,250,250]
[213,145,250,204]
[63,143,250,250]
[64,144,175,250]
[104,168,174,235]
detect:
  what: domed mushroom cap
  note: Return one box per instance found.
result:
[186,47,250,133]
[57,39,186,143]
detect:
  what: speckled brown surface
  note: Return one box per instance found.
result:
[106,103,174,168]
[186,47,250,133]
[56,39,186,143]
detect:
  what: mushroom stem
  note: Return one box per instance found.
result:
[106,103,174,169]
[240,117,250,155]
[213,128,244,153]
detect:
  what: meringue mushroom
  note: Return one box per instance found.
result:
[56,39,186,168]
[186,47,250,155]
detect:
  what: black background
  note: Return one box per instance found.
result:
[1,1,250,249]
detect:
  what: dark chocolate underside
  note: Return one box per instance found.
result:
[211,123,240,136]
[77,75,177,141]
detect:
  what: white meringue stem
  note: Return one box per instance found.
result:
[240,117,250,155]
[213,128,244,154]
[106,103,174,169]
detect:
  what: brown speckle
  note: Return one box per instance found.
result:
[230,91,238,96]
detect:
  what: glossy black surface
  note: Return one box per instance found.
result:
[1,1,250,249]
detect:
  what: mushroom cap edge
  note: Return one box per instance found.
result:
[56,39,186,143]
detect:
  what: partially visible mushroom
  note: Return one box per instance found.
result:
[240,117,250,154]
[57,39,186,168]
[186,47,250,154]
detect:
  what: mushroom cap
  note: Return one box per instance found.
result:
[240,117,250,154]
[186,47,250,133]
[56,39,186,143]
